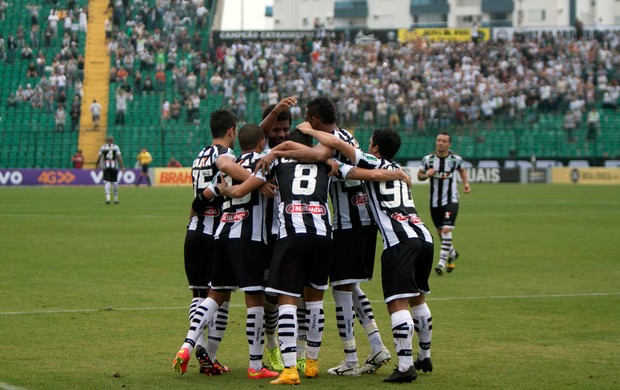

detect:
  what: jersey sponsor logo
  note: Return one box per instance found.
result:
[285,203,327,215]
[203,207,221,217]
[351,193,368,205]
[390,212,422,224]
[220,210,249,223]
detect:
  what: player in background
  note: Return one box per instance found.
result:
[173,109,251,376]
[297,124,435,383]
[261,97,392,376]
[95,136,125,205]
[417,133,470,275]
[174,124,279,380]
[257,98,296,372]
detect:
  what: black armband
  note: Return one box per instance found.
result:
[191,191,210,214]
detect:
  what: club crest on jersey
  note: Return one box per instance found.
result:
[391,212,422,224]
[220,211,249,223]
[285,203,327,215]
[202,207,221,217]
[351,194,368,205]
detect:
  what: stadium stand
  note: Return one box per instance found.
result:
[1,1,619,168]
[0,0,88,168]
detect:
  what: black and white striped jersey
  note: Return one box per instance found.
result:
[98,143,122,169]
[215,151,266,243]
[263,145,280,237]
[188,144,236,235]
[264,157,333,239]
[420,152,464,207]
[343,149,433,249]
[330,128,373,230]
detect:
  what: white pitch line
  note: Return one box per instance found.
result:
[0,382,28,390]
[1,292,618,316]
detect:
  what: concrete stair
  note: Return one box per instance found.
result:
[79,0,111,168]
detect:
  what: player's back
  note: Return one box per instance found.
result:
[188,144,235,235]
[215,151,266,242]
[273,158,332,239]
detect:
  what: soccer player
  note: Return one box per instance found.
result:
[297,124,435,383]
[258,98,296,372]
[176,124,280,380]
[417,133,471,275]
[95,136,125,205]
[173,109,250,376]
[262,97,392,376]
[217,130,333,385]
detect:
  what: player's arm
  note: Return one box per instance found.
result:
[190,177,223,215]
[259,96,297,138]
[95,154,102,169]
[219,173,266,199]
[296,121,356,163]
[216,155,251,181]
[339,161,411,186]
[417,163,434,181]
[117,154,125,171]
[459,168,471,193]
[256,141,332,174]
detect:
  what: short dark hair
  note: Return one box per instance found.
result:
[371,128,401,161]
[289,129,313,147]
[210,109,237,138]
[238,124,264,151]
[306,97,336,124]
[438,132,452,142]
[262,104,292,124]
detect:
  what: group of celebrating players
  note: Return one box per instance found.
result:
[171,95,470,385]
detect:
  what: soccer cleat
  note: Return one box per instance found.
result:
[214,359,231,373]
[270,367,301,385]
[414,357,433,372]
[359,348,391,374]
[248,366,280,379]
[434,264,445,276]
[196,346,229,375]
[304,359,319,378]
[447,251,459,273]
[382,366,417,383]
[296,357,306,373]
[266,347,284,371]
[105,201,110,205]
[172,348,190,374]
[327,361,360,376]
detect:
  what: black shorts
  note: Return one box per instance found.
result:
[381,238,433,303]
[211,239,268,292]
[267,234,333,297]
[330,225,378,285]
[103,168,119,182]
[141,164,149,174]
[430,203,459,230]
[183,230,215,290]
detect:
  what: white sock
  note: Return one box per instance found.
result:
[263,299,279,350]
[104,181,111,202]
[439,231,452,266]
[207,300,229,360]
[190,297,207,349]
[411,303,432,359]
[333,289,357,365]
[390,310,414,372]
[278,304,298,368]
[247,306,265,370]
[353,285,385,354]
[305,301,324,361]
[181,297,219,354]
[296,303,307,360]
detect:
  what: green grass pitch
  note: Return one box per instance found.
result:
[1,184,619,389]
